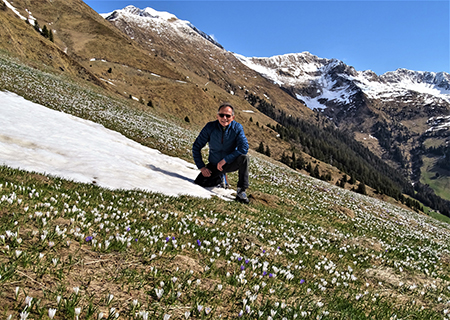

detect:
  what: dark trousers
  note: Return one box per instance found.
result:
[195,154,249,189]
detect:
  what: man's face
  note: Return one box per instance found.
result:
[217,106,235,127]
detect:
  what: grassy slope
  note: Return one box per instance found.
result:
[420,156,450,202]
[2,54,450,320]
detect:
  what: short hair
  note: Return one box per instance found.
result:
[218,102,235,115]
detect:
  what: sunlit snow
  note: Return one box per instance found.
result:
[0,91,234,199]
[235,52,450,111]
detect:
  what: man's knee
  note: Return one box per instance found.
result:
[236,154,249,168]
[223,154,248,173]
[238,154,249,163]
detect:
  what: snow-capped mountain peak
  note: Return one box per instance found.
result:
[101,5,222,48]
[236,52,450,111]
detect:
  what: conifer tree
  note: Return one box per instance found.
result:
[306,162,312,175]
[33,21,40,33]
[265,145,271,157]
[291,152,297,169]
[42,25,49,38]
[357,182,367,195]
[281,152,290,166]
[313,164,320,178]
[256,142,264,153]
[296,152,305,170]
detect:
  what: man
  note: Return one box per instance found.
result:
[192,102,250,203]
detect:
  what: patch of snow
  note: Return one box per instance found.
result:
[0,91,235,200]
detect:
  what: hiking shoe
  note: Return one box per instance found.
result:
[235,188,249,204]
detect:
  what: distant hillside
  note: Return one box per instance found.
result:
[238,52,450,211]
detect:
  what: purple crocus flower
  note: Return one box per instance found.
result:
[240,265,245,271]
[85,236,93,242]
[300,279,305,284]
[197,240,201,246]
[269,273,273,278]
[263,271,267,276]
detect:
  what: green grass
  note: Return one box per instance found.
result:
[2,52,450,319]
[420,156,450,201]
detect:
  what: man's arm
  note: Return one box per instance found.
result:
[192,123,211,170]
[223,123,249,164]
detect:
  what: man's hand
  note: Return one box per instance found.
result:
[200,167,211,177]
[217,159,226,171]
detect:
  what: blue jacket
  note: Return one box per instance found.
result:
[192,120,249,169]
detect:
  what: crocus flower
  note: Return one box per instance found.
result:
[48,308,57,319]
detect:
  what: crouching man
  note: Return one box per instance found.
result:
[192,102,250,203]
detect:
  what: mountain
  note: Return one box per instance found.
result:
[97,6,450,214]
[237,52,450,200]
[101,5,223,49]
[5,2,450,318]
[100,5,312,120]
[1,0,449,214]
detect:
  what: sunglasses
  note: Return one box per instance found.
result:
[218,113,233,119]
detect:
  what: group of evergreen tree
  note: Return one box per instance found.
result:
[372,122,406,167]
[400,195,423,212]
[280,151,305,170]
[427,145,450,170]
[337,174,356,188]
[255,142,271,157]
[31,20,54,42]
[304,162,332,182]
[246,93,450,217]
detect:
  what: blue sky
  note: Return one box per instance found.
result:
[84,0,449,75]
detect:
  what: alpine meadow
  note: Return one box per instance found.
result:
[1,0,450,319]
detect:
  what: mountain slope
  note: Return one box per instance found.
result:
[2,0,449,214]
[101,5,313,120]
[237,52,450,202]
[2,53,450,319]
[0,0,103,86]
[3,4,450,317]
